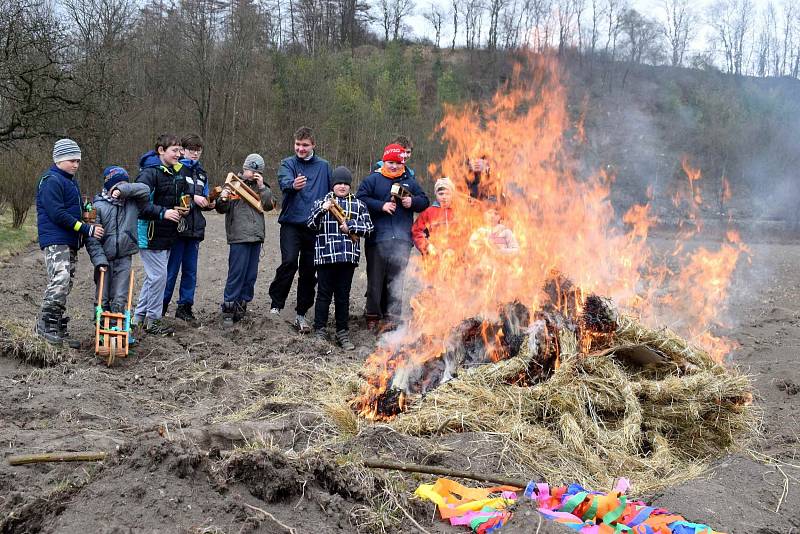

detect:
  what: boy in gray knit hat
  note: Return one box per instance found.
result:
[215,153,275,328]
[35,138,105,347]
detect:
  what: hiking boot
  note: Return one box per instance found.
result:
[175,303,199,326]
[58,316,82,349]
[294,314,311,334]
[222,302,235,329]
[335,329,356,351]
[35,309,62,346]
[233,302,247,323]
[145,318,174,336]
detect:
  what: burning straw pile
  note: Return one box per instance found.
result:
[355,291,755,493]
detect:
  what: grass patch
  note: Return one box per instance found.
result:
[0,208,37,259]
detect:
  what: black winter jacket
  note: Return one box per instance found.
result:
[177,158,210,240]
[135,151,188,250]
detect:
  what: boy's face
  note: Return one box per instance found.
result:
[485,208,501,225]
[242,169,255,180]
[294,138,315,159]
[435,188,451,207]
[183,146,202,161]
[384,160,403,173]
[56,159,80,174]
[401,146,412,162]
[333,183,350,197]
[158,144,183,166]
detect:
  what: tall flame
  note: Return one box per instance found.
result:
[356,57,747,419]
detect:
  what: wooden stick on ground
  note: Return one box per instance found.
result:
[363,458,529,488]
[8,451,108,466]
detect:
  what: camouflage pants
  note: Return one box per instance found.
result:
[41,244,78,313]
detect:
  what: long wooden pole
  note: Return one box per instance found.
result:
[362,458,529,488]
[8,451,107,466]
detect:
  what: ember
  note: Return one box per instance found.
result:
[354,57,747,420]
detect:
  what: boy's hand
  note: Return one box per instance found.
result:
[382,202,396,214]
[164,209,182,222]
[401,196,412,209]
[86,224,104,238]
[98,266,107,272]
[322,200,332,211]
[293,175,307,190]
[194,195,209,208]
[253,172,264,189]
[111,189,121,199]
[339,222,350,234]
[220,188,230,200]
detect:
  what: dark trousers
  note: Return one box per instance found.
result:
[164,237,200,306]
[314,263,356,332]
[365,241,410,320]
[93,255,132,313]
[224,242,261,304]
[268,223,316,314]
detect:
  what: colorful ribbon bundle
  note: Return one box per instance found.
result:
[415,477,725,534]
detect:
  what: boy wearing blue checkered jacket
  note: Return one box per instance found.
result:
[307,167,373,350]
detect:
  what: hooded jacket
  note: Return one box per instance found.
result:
[177,157,210,240]
[355,169,429,247]
[35,165,85,250]
[215,175,276,244]
[85,182,150,267]
[277,154,332,225]
[411,202,456,254]
[135,150,188,250]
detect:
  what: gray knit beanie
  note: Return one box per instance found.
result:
[53,138,82,163]
[242,153,265,172]
[331,166,353,186]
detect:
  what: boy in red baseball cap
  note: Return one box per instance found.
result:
[356,143,429,330]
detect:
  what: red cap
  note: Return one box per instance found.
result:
[383,144,406,164]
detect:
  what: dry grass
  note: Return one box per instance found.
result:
[0,319,66,366]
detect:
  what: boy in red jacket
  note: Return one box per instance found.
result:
[411,177,456,256]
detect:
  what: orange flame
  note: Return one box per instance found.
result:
[354,57,747,419]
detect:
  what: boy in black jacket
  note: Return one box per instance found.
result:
[163,133,213,325]
[132,133,186,336]
[215,154,275,328]
[307,167,373,350]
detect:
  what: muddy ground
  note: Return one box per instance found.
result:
[0,214,798,534]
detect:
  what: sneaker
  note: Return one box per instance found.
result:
[313,329,328,342]
[270,307,281,315]
[175,304,199,326]
[294,314,311,334]
[335,329,356,351]
[145,319,174,336]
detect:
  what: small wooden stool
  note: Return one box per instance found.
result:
[94,269,135,366]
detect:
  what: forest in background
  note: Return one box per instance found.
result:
[1,0,799,228]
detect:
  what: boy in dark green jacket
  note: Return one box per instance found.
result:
[215,154,275,328]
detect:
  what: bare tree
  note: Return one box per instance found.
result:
[451,0,459,49]
[660,0,694,66]
[0,0,82,144]
[708,0,754,75]
[392,0,415,40]
[423,2,446,48]
[463,0,484,49]
[486,0,508,50]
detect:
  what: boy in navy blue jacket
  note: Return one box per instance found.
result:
[307,167,373,349]
[163,134,212,325]
[356,143,429,329]
[35,139,105,347]
[268,126,332,333]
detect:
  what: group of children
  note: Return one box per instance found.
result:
[34,129,517,351]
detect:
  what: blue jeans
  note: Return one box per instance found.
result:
[224,243,261,304]
[164,237,201,306]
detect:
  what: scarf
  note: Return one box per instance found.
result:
[380,165,405,179]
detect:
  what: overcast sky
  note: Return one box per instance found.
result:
[399,0,780,55]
